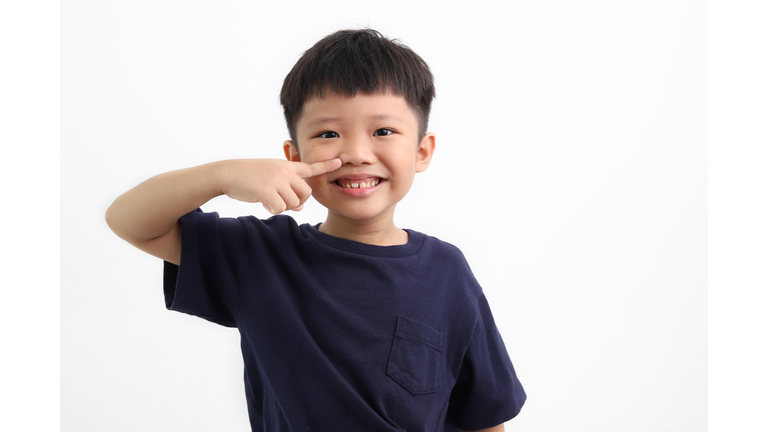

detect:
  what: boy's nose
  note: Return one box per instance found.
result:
[339,136,375,165]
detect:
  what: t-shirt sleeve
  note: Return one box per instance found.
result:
[163,208,252,327]
[447,294,527,430]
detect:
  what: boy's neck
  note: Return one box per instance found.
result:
[318,211,409,246]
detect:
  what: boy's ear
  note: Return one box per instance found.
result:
[415,133,436,173]
[283,140,301,162]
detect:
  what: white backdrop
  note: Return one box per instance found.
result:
[61,1,706,431]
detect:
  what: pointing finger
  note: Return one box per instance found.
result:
[300,158,343,179]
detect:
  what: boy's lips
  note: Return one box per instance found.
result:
[330,175,386,197]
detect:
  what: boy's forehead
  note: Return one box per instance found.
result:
[298,92,417,125]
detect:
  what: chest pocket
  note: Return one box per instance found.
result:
[386,316,445,395]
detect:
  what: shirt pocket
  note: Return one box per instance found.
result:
[386,316,445,395]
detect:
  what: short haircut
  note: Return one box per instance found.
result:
[280,29,435,144]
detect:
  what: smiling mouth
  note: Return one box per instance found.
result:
[334,178,383,189]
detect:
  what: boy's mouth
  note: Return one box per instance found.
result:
[331,176,386,197]
[333,178,383,189]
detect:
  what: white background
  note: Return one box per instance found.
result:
[57,1,711,431]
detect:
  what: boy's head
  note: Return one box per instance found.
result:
[280,29,435,145]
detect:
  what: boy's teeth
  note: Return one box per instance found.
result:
[338,179,380,188]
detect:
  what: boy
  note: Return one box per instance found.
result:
[106,29,525,431]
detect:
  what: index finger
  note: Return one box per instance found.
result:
[299,158,343,179]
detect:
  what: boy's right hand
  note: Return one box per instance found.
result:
[106,157,341,265]
[220,158,342,214]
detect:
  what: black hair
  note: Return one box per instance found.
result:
[280,29,435,144]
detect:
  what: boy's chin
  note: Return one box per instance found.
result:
[322,203,398,224]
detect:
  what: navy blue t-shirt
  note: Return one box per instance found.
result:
[164,209,525,431]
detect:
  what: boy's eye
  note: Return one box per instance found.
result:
[317,131,339,139]
[373,128,394,137]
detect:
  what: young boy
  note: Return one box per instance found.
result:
[106,29,525,432]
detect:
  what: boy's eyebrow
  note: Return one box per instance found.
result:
[307,114,404,129]
[368,114,404,123]
[306,117,343,128]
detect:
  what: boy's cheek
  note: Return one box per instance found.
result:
[299,143,339,164]
[305,176,328,192]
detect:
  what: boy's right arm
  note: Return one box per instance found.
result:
[105,158,342,265]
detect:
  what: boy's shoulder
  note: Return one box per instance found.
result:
[242,213,471,263]
[418,231,467,257]
[194,211,476,281]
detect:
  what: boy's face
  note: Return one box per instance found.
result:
[284,93,435,225]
